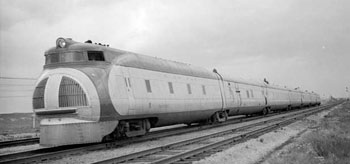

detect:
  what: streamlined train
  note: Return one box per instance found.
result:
[33,38,321,146]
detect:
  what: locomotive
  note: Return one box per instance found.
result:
[33,38,320,146]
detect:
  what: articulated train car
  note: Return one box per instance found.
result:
[33,38,321,146]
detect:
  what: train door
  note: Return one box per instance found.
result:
[234,83,242,107]
[263,86,268,106]
[214,72,227,111]
[226,82,235,108]
[288,91,292,106]
[300,92,304,106]
[121,67,136,115]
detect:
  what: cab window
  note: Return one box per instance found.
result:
[45,52,84,64]
[88,51,105,61]
[60,52,84,62]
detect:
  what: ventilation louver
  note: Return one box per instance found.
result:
[59,77,88,107]
[33,78,48,109]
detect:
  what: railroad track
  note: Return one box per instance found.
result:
[0,138,39,149]
[93,102,341,164]
[0,103,339,164]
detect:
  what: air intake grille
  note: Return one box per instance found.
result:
[59,77,88,107]
[33,78,48,109]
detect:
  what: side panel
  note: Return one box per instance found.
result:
[229,83,265,115]
[121,67,136,115]
[109,66,223,125]
[214,74,227,111]
[127,67,222,114]
[223,81,236,109]
[267,88,290,110]
[108,66,130,116]
[289,91,302,107]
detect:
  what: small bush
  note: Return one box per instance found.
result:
[307,102,350,162]
[265,102,350,164]
[310,134,350,158]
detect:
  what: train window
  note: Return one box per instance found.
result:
[128,78,131,87]
[33,78,48,109]
[145,80,152,93]
[124,78,128,87]
[124,78,132,87]
[88,51,105,61]
[246,90,250,98]
[46,52,85,64]
[187,84,192,94]
[45,54,50,64]
[251,90,254,98]
[202,85,206,95]
[60,52,84,62]
[168,82,174,94]
[46,53,59,64]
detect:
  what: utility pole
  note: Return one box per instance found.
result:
[346,87,349,101]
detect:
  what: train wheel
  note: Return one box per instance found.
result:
[267,107,271,114]
[212,111,228,123]
[262,108,268,115]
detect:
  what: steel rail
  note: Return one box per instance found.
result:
[93,102,340,164]
[0,138,39,149]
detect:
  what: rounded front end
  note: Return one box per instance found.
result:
[33,68,118,146]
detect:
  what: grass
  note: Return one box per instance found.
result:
[0,113,39,135]
[307,101,350,163]
[264,101,350,164]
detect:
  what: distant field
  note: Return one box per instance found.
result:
[0,113,39,135]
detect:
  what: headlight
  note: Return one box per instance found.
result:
[56,38,66,48]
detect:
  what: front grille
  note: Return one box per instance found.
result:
[33,78,48,109]
[59,77,88,107]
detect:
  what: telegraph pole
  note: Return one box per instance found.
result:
[346,87,349,101]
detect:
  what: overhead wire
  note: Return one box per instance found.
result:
[0,76,37,80]
[0,76,36,98]
[0,96,32,98]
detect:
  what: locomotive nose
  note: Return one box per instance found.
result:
[33,76,88,114]
[32,68,101,121]
[32,68,118,146]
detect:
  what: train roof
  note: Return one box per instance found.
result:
[45,38,217,79]
[222,75,298,92]
[45,38,319,96]
[112,53,218,79]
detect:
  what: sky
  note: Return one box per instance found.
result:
[0,0,349,113]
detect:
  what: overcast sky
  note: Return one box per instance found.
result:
[0,0,349,113]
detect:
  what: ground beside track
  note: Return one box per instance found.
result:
[195,102,350,164]
[0,113,39,141]
[261,101,350,164]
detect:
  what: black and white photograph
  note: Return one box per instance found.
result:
[0,0,349,163]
